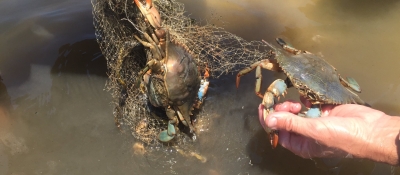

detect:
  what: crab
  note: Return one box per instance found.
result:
[116,0,209,142]
[236,38,366,148]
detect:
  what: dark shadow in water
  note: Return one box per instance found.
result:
[0,0,95,88]
[0,75,11,175]
[246,129,326,174]
[0,75,12,133]
[0,75,11,109]
[246,128,382,174]
[51,39,107,77]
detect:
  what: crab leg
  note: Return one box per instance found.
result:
[261,79,288,148]
[159,107,178,142]
[261,79,287,111]
[236,59,281,98]
[339,76,361,93]
[236,59,284,148]
[134,0,161,29]
[134,0,166,44]
[134,34,164,60]
[134,59,162,87]
[176,102,196,133]
[304,105,322,118]
[275,38,302,55]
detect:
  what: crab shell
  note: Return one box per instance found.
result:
[146,42,200,114]
[275,49,366,105]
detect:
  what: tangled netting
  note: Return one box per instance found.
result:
[92,0,274,146]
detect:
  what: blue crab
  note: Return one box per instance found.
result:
[236,38,366,148]
[124,0,209,142]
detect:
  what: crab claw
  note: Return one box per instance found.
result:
[159,121,176,142]
[267,79,287,98]
[198,79,209,100]
[134,0,162,29]
[260,104,279,149]
[269,130,279,149]
[262,92,275,110]
[159,130,174,142]
[305,105,321,118]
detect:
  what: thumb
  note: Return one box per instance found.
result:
[265,111,313,136]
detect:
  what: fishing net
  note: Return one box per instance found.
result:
[92,0,274,146]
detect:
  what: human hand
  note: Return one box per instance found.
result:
[258,99,400,165]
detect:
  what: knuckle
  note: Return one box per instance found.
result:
[283,116,297,132]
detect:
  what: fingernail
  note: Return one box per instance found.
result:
[267,117,277,128]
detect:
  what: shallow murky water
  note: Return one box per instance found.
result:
[1,0,400,174]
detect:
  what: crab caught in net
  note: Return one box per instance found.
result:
[92,0,274,146]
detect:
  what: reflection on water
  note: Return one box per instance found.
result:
[0,0,400,174]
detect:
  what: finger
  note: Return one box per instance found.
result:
[265,111,314,137]
[320,104,335,117]
[277,130,294,151]
[267,112,356,154]
[279,130,318,158]
[274,101,302,113]
[279,130,348,158]
[278,130,312,158]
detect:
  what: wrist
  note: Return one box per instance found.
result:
[361,115,400,165]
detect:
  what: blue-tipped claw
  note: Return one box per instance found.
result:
[267,79,287,98]
[167,121,176,136]
[159,130,174,142]
[198,80,209,100]
[306,106,321,118]
[159,122,176,142]
[273,79,287,95]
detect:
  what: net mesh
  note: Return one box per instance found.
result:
[92,0,274,146]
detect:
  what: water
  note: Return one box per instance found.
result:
[1,0,400,174]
